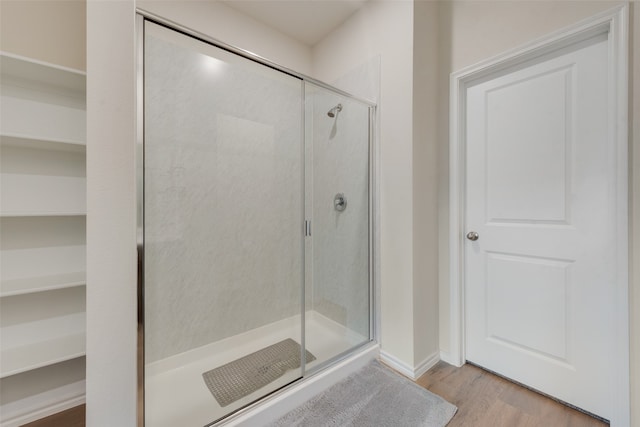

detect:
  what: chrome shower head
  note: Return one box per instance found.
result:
[327,103,343,118]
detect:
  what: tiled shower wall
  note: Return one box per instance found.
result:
[143,24,374,363]
[308,88,370,339]
[144,27,303,363]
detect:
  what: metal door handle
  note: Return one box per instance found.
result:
[466,231,479,241]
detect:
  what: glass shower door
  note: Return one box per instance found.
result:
[304,83,372,370]
[143,21,304,427]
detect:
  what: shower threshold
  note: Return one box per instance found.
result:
[144,311,367,427]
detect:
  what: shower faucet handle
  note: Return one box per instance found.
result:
[334,193,347,212]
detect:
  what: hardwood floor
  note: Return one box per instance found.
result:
[18,362,607,427]
[416,361,608,427]
[20,405,85,427]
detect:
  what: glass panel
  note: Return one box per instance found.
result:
[143,22,304,426]
[304,83,371,371]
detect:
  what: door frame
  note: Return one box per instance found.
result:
[448,5,629,425]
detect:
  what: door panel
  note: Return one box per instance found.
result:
[485,252,570,361]
[465,33,613,419]
[485,66,570,223]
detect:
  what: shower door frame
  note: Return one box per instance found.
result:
[136,10,378,427]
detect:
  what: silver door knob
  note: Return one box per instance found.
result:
[466,231,479,241]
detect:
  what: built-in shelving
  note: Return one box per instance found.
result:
[1,216,86,280]
[0,52,86,146]
[1,131,86,217]
[0,51,87,426]
[0,53,86,94]
[1,134,85,152]
[1,176,86,216]
[1,335,85,379]
[0,287,86,378]
[0,359,86,427]
[1,324,86,379]
[0,272,86,298]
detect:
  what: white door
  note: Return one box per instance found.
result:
[464,33,615,419]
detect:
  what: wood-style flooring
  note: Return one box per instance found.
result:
[19,362,608,426]
[416,361,609,427]
[20,404,85,427]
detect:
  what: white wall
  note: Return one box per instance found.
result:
[435,0,627,359]
[86,0,137,425]
[0,0,86,71]
[308,88,371,337]
[432,1,639,423]
[313,1,416,368]
[312,0,441,371]
[412,0,441,370]
[87,0,640,424]
[137,0,312,76]
[143,22,304,361]
[630,3,639,423]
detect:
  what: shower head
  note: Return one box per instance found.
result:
[327,104,343,118]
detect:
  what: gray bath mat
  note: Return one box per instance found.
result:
[269,359,457,426]
[202,338,316,407]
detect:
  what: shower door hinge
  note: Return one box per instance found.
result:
[305,220,311,237]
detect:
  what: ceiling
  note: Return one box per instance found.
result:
[222,0,368,46]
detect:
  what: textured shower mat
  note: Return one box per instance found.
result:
[202,338,316,407]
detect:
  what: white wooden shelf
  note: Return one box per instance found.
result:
[1,174,86,216]
[0,49,86,427]
[1,141,86,216]
[1,53,86,146]
[1,245,86,284]
[1,134,86,152]
[0,332,85,378]
[0,212,86,218]
[0,367,85,427]
[0,288,86,379]
[0,95,86,145]
[1,216,86,289]
[0,52,86,94]
[0,272,85,298]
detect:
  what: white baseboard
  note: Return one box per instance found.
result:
[414,352,440,378]
[379,350,439,380]
[0,380,85,427]
[439,351,464,367]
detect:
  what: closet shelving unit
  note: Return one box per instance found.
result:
[0,52,86,426]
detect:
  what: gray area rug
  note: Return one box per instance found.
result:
[202,338,315,407]
[269,359,457,427]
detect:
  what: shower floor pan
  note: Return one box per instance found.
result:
[144,311,367,427]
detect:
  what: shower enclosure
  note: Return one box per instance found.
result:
[139,16,375,427]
